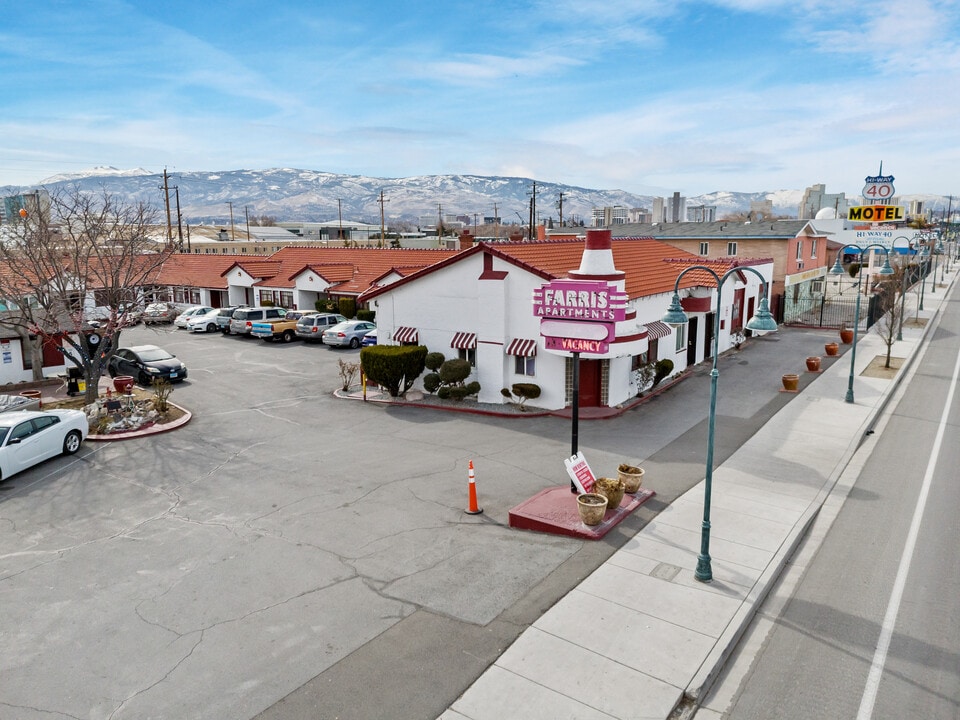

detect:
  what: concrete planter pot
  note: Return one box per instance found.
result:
[781,373,800,392]
[617,464,645,493]
[824,342,839,356]
[577,493,608,526]
[840,328,854,344]
[594,477,625,511]
[805,356,821,372]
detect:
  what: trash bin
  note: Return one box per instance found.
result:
[67,367,83,396]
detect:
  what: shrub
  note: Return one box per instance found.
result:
[338,297,357,319]
[501,383,541,410]
[423,357,480,400]
[438,358,471,385]
[653,359,674,386]
[151,377,173,413]
[356,309,375,322]
[359,345,427,397]
[634,362,656,395]
[425,352,446,371]
[338,359,359,391]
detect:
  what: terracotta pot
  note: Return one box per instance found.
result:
[781,373,800,392]
[113,375,135,394]
[824,342,839,356]
[617,464,644,493]
[577,493,608,526]
[19,390,42,408]
[840,329,854,344]
[805,356,821,372]
[594,477,625,511]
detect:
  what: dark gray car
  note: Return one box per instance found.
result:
[295,313,347,342]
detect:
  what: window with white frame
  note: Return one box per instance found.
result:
[674,324,686,352]
[514,355,536,376]
[796,241,803,260]
[699,242,709,256]
[811,238,817,257]
[727,241,737,256]
[458,347,476,366]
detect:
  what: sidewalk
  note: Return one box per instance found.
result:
[439,269,954,720]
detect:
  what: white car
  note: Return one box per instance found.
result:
[0,409,88,481]
[174,306,215,328]
[185,308,222,333]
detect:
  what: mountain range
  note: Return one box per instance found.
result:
[2,167,953,227]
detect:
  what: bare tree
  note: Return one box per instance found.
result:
[873,265,908,369]
[0,186,172,403]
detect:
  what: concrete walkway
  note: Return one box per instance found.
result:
[439,269,955,720]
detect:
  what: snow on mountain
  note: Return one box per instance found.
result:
[5,167,952,225]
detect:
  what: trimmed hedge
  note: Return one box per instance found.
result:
[360,345,427,397]
[357,309,375,322]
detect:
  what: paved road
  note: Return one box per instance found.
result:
[0,322,837,720]
[698,283,960,719]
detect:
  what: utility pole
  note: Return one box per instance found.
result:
[161,168,173,245]
[174,185,184,252]
[338,199,343,241]
[377,191,388,247]
[557,192,565,226]
[244,206,251,240]
[227,202,236,241]
[473,213,478,234]
[528,181,537,241]
[437,203,444,245]
[493,203,500,239]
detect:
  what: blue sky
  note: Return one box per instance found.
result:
[2,0,959,197]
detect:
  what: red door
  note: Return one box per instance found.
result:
[578,359,602,407]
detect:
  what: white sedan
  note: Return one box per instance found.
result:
[0,409,88,481]
[185,308,222,333]
[174,306,215,328]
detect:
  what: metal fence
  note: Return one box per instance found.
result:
[780,260,930,330]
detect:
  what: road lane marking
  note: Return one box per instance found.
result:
[856,340,960,719]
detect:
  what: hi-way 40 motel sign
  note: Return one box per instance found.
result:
[533,279,626,354]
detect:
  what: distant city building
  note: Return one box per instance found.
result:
[2,189,50,224]
[591,206,629,226]
[686,205,717,222]
[651,192,686,223]
[750,199,774,217]
[798,184,847,219]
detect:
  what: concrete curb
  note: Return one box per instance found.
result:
[84,402,192,442]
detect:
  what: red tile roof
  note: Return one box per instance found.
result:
[360,238,775,302]
[157,253,241,289]
[228,246,456,294]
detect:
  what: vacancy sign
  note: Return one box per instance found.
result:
[534,279,625,355]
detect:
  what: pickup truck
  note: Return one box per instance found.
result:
[251,311,314,343]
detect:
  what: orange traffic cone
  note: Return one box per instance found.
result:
[465,460,483,515]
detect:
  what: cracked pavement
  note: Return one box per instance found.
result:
[0,323,820,719]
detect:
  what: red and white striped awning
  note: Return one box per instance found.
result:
[644,321,673,340]
[505,338,537,357]
[393,326,419,344]
[450,332,477,349]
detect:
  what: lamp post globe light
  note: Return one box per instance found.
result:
[828,243,895,404]
[662,265,777,583]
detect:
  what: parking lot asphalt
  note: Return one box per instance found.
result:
[0,321,840,720]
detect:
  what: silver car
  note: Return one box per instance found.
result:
[228,307,287,336]
[321,321,376,348]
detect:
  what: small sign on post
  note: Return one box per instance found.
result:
[564,452,597,494]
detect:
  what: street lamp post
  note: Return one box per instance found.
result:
[919,245,928,311]
[829,244,895,403]
[662,267,777,583]
[892,236,911,343]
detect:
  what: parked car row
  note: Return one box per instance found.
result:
[163,305,376,347]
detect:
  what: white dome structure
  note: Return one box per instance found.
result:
[815,207,837,219]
